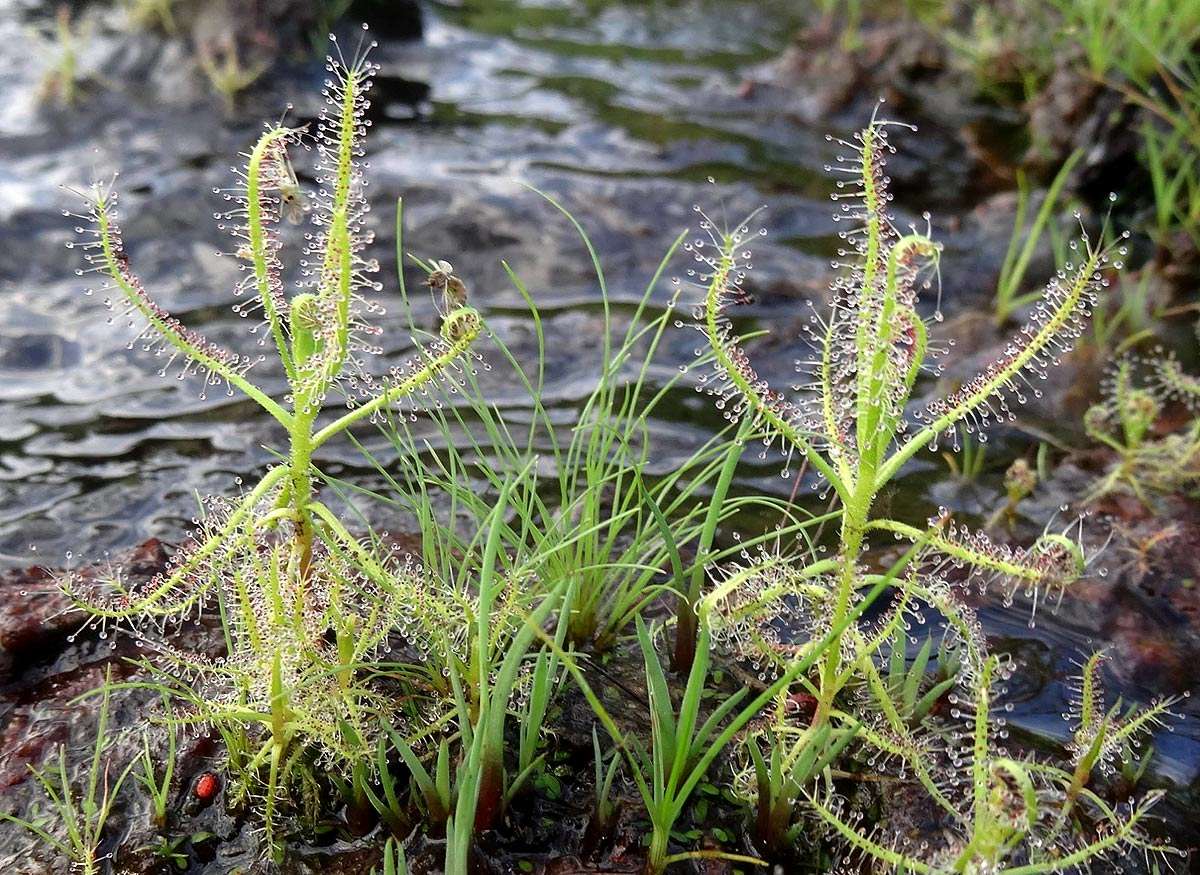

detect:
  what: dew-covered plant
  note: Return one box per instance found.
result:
[805,653,1178,872]
[683,112,1178,869]
[1056,652,1182,830]
[1085,354,1200,502]
[56,33,482,856]
[695,112,1110,714]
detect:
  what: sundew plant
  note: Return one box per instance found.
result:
[15,30,1195,869]
[55,31,482,854]
[686,113,1184,870]
[1084,352,1200,502]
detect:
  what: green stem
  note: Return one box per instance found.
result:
[289,400,318,582]
[815,465,875,725]
[957,657,998,869]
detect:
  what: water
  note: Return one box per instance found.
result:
[0,0,1196,859]
[0,0,820,563]
[0,0,1012,565]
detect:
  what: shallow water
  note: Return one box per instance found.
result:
[0,0,1010,566]
[0,0,1197,862]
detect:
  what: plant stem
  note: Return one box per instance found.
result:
[289,396,318,584]
[645,824,670,875]
[815,465,874,725]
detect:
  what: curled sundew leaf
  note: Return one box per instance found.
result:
[225,123,306,378]
[691,202,850,500]
[701,552,837,664]
[440,305,483,346]
[289,293,321,367]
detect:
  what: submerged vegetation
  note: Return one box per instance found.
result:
[3,5,1200,874]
